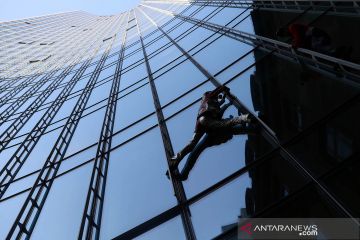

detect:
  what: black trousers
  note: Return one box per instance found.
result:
[179,117,250,179]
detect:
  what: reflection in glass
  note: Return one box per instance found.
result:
[16,129,62,178]
[0,194,27,239]
[155,60,207,106]
[135,216,186,240]
[114,84,154,132]
[65,108,105,157]
[31,164,92,240]
[193,35,253,76]
[190,154,309,239]
[100,128,177,239]
[190,176,249,240]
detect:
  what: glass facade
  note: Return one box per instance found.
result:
[0,1,359,239]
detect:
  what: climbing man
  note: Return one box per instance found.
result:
[276,23,333,54]
[276,23,352,60]
[166,85,258,181]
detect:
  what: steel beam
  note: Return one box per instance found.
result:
[134,9,197,240]
[144,0,360,17]
[0,18,121,202]
[5,38,116,239]
[78,12,130,240]
[141,4,360,88]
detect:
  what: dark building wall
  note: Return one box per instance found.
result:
[245,9,360,218]
[251,10,360,60]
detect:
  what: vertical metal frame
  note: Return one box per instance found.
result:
[0,41,101,153]
[143,0,360,17]
[1,13,102,79]
[133,9,197,240]
[0,17,122,201]
[140,4,360,88]
[140,3,359,223]
[5,38,117,240]
[78,12,130,240]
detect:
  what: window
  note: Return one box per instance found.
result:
[18,40,35,44]
[103,36,114,42]
[325,126,353,161]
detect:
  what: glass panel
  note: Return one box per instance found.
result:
[162,18,184,33]
[148,45,182,72]
[82,64,97,77]
[193,36,253,76]
[155,60,207,106]
[123,43,141,61]
[0,146,17,170]
[123,48,144,69]
[191,6,219,20]
[2,173,37,199]
[233,10,255,34]
[177,27,217,52]
[258,183,344,218]
[135,216,186,240]
[167,21,193,39]
[42,72,73,105]
[87,79,113,107]
[286,100,359,178]
[190,154,309,239]
[50,95,80,124]
[71,74,92,95]
[15,128,61,179]
[208,7,247,26]
[190,175,249,240]
[162,81,213,118]
[112,114,158,148]
[215,50,257,84]
[65,108,105,157]
[252,53,359,143]
[31,164,92,240]
[226,65,257,113]
[323,155,360,216]
[100,127,177,239]
[59,145,96,175]
[119,62,147,91]
[97,58,117,81]
[0,194,27,239]
[114,84,154,132]
[126,29,139,45]
[146,36,170,55]
[143,29,162,45]
[14,109,47,138]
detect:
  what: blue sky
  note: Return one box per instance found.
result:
[0,0,140,21]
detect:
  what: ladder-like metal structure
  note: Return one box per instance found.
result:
[144,0,360,17]
[78,13,130,240]
[0,30,115,153]
[0,57,94,199]
[141,4,360,87]
[0,19,121,202]
[0,74,42,108]
[5,38,116,239]
[134,9,197,240]
[0,77,24,93]
[0,70,59,124]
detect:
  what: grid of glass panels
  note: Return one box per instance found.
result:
[0,1,359,239]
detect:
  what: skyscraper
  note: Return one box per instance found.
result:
[0,1,359,239]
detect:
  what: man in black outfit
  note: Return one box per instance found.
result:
[167,86,257,181]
